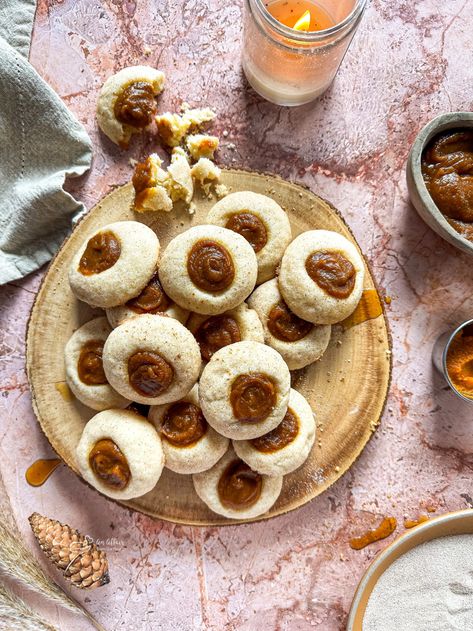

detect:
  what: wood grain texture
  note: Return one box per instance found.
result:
[26,169,391,526]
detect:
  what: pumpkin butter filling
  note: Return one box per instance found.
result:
[114,80,157,128]
[89,438,131,490]
[126,272,171,314]
[128,351,174,397]
[161,401,207,447]
[267,301,313,342]
[217,459,263,510]
[78,231,121,276]
[230,373,277,423]
[195,314,242,361]
[446,328,473,398]
[225,212,268,253]
[305,250,355,299]
[250,408,299,453]
[78,340,107,386]
[187,240,235,292]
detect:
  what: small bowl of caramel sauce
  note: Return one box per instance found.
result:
[407,112,473,257]
[432,319,473,403]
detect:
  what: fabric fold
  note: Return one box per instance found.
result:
[0,31,93,284]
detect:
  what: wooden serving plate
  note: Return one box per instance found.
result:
[26,170,391,526]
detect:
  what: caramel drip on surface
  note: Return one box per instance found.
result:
[404,514,429,529]
[25,459,62,487]
[55,382,73,401]
[341,289,383,330]
[349,516,397,550]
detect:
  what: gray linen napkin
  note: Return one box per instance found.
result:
[0,0,93,284]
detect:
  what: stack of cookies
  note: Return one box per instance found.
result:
[66,191,365,519]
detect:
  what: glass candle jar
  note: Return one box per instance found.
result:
[242,0,367,106]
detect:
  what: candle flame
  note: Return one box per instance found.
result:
[293,10,311,31]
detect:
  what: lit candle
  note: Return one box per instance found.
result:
[242,0,367,106]
[266,1,335,32]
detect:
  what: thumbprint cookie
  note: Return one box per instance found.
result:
[193,447,283,519]
[149,385,229,474]
[207,191,291,284]
[158,225,257,315]
[233,388,316,476]
[64,317,129,411]
[76,408,164,500]
[279,230,364,324]
[69,221,159,309]
[102,314,201,405]
[199,341,290,440]
[96,66,165,148]
[248,278,331,370]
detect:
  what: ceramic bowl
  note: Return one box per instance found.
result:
[346,509,473,630]
[406,112,473,257]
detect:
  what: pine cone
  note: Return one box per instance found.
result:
[28,512,110,589]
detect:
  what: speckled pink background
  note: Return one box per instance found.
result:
[1,1,473,629]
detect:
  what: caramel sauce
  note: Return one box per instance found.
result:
[341,289,383,330]
[126,272,171,314]
[128,351,174,398]
[230,373,277,423]
[78,231,121,276]
[77,340,107,386]
[194,314,241,361]
[127,402,150,417]
[446,328,473,399]
[250,408,299,453]
[55,382,73,401]
[89,439,130,490]
[267,301,313,342]
[187,240,235,292]
[218,459,262,510]
[132,156,155,193]
[114,80,157,128]
[161,401,207,447]
[422,130,473,242]
[306,251,356,299]
[404,514,429,529]
[349,516,397,550]
[25,458,62,487]
[225,212,268,253]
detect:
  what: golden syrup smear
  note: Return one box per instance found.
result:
[55,382,73,401]
[341,289,383,330]
[350,516,397,550]
[25,459,62,487]
[404,514,429,529]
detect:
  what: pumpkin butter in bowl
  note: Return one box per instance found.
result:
[406,112,473,256]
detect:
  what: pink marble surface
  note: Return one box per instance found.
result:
[1,0,473,629]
